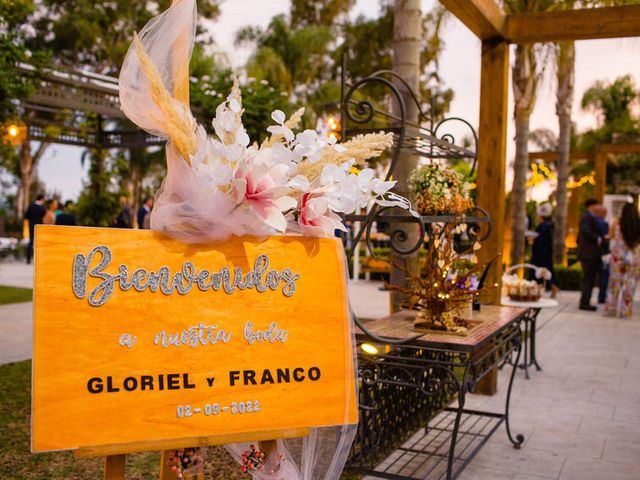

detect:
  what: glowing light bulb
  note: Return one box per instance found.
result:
[360,343,378,355]
[8,125,18,137]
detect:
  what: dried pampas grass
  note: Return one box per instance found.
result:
[134,33,197,163]
[297,131,394,181]
[261,107,306,148]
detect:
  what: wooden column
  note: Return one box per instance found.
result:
[594,147,607,202]
[476,39,510,303]
[474,39,510,395]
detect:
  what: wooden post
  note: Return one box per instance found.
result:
[104,454,126,480]
[476,39,510,303]
[474,39,509,395]
[594,146,607,202]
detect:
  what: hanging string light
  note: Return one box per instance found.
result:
[567,172,596,189]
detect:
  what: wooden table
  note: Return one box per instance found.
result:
[348,305,528,480]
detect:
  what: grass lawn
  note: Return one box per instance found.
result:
[0,361,246,479]
[0,286,32,305]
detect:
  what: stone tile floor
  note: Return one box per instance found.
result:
[2,261,640,478]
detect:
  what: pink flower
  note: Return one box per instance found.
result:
[298,193,347,237]
[233,161,297,232]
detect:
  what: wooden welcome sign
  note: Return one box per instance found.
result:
[32,225,357,455]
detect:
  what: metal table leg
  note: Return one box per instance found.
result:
[528,308,543,371]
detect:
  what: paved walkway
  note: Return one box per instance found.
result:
[0,261,34,364]
[2,262,640,478]
[0,259,34,288]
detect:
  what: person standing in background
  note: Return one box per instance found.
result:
[43,199,58,225]
[55,200,77,226]
[137,197,153,229]
[605,203,640,318]
[530,203,560,298]
[577,198,605,311]
[114,196,132,228]
[594,205,610,304]
[23,193,46,264]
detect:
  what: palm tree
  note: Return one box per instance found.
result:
[389,0,422,312]
[236,15,333,105]
[553,38,575,265]
[503,0,554,267]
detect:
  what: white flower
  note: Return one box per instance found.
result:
[267,110,295,142]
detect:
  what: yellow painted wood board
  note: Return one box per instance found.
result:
[32,226,357,452]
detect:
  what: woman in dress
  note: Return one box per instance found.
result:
[43,199,58,225]
[531,203,560,298]
[605,203,640,318]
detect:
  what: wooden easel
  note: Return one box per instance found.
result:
[75,429,308,479]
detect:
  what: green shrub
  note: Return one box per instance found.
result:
[554,262,582,291]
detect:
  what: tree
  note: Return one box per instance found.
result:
[0,1,49,220]
[552,0,637,266]
[27,0,220,74]
[503,0,554,267]
[553,39,575,265]
[20,0,222,220]
[290,0,355,29]
[335,3,452,119]
[236,15,333,113]
[579,75,640,194]
[581,75,638,131]
[389,0,422,313]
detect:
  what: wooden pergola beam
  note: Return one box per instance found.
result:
[505,5,640,43]
[438,0,505,40]
[600,143,640,154]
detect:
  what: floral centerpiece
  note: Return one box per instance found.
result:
[119,35,409,244]
[408,164,473,216]
[387,223,493,335]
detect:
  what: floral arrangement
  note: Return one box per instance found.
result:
[502,263,552,302]
[387,223,493,334]
[166,448,202,479]
[408,164,473,216]
[239,444,274,476]
[126,35,409,243]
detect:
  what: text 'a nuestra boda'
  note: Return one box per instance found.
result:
[72,246,301,307]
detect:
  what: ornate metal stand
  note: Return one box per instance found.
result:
[338,58,490,262]
[339,62,526,479]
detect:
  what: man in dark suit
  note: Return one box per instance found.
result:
[136,197,153,229]
[23,193,46,264]
[55,200,77,226]
[114,196,132,228]
[577,198,604,311]
[594,205,610,304]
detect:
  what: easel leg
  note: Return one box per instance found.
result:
[104,454,126,480]
[160,451,179,480]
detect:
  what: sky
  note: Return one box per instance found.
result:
[32,0,640,201]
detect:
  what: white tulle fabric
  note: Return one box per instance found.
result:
[119,0,273,243]
[118,1,358,478]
